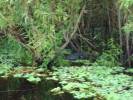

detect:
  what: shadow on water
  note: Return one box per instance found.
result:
[0,78,74,100]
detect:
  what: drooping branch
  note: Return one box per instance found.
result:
[47,5,86,69]
[8,25,40,67]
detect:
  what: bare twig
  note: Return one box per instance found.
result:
[61,5,86,49]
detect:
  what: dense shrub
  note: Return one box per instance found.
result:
[0,0,82,68]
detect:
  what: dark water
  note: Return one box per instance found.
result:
[65,52,88,61]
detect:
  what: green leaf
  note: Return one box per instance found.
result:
[27,76,41,83]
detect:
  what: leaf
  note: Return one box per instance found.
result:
[27,76,41,83]
[0,15,7,28]
[14,73,24,78]
[51,87,61,93]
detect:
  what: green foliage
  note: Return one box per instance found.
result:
[120,0,133,9]
[123,22,133,33]
[0,66,46,83]
[0,64,133,99]
[0,0,133,100]
[0,0,83,86]
[0,64,11,75]
[0,36,32,66]
[48,66,133,100]
[120,0,133,34]
[94,39,121,67]
[12,67,47,83]
[125,68,133,73]
[0,0,82,68]
[14,73,41,84]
